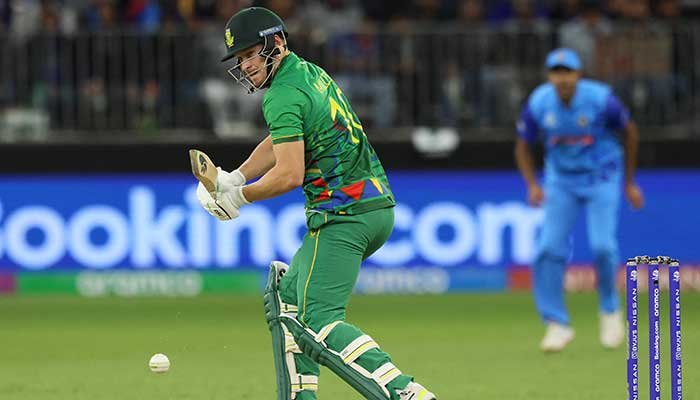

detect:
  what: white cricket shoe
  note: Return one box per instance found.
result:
[396,382,436,400]
[600,311,624,349]
[540,322,575,352]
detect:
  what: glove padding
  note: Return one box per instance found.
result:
[219,184,251,210]
[196,167,249,221]
[216,167,246,193]
[196,182,240,221]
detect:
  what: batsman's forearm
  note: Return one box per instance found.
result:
[514,140,539,186]
[242,165,301,202]
[238,135,276,180]
[623,122,639,184]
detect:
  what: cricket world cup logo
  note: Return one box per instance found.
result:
[630,269,638,281]
[673,270,680,282]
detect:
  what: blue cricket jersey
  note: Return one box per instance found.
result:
[517,79,630,179]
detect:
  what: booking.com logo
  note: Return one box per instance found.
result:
[0,184,544,270]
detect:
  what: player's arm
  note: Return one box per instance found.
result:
[622,120,644,209]
[242,140,304,202]
[514,138,538,188]
[607,94,644,209]
[622,120,639,186]
[514,104,544,206]
[214,85,307,212]
[194,134,276,197]
[237,134,276,180]
[241,85,308,202]
[210,135,276,198]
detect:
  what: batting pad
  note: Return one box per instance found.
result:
[264,261,318,399]
[281,316,400,400]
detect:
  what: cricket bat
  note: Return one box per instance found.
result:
[188,149,218,195]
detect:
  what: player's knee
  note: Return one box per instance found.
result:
[299,309,346,335]
[535,245,568,264]
[279,279,296,305]
[264,261,298,325]
[301,315,334,335]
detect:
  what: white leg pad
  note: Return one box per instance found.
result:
[284,326,302,354]
[283,317,404,399]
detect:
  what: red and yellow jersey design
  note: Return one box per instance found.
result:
[262,52,394,214]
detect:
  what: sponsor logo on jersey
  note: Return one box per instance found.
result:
[549,134,594,146]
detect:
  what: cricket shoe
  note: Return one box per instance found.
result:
[540,322,575,352]
[599,311,624,349]
[396,382,436,400]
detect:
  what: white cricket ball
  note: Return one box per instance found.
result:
[148,353,170,373]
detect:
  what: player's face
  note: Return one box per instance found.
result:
[548,68,581,102]
[236,44,268,87]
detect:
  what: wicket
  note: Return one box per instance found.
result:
[626,256,682,400]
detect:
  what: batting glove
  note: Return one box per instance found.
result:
[196,182,239,221]
[218,185,251,212]
[216,167,246,192]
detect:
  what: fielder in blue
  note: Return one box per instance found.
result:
[514,48,645,352]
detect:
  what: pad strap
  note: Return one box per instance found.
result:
[371,363,402,387]
[341,335,380,364]
[281,302,298,314]
[291,374,319,393]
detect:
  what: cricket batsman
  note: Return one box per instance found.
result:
[195,7,436,400]
[514,48,644,352]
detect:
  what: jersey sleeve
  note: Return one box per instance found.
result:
[263,85,309,144]
[516,104,539,143]
[604,93,630,131]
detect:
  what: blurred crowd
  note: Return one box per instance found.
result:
[0,0,696,35]
[0,0,697,139]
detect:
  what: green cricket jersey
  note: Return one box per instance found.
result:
[262,52,395,215]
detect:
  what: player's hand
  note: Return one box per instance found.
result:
[216,167,246,192]
[196,182,240,220]
[625,182,644,210]
[527,183,545,207]
[218,185,252,213]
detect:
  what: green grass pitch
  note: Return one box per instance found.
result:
[1,292,697,399]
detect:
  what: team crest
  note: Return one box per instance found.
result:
[577,116,589,127]
[556,51,566,62]
[544,113,557,128]
[225,29,235,48]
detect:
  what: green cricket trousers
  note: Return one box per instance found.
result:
[278,206,413,399]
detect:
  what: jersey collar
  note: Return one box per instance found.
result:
[272,51,299,82]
